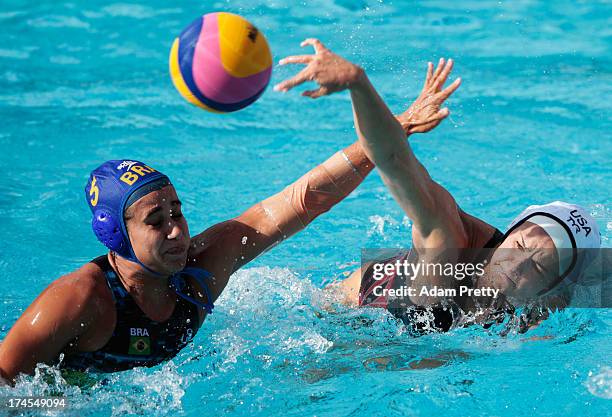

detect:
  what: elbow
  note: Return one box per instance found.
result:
[363,146,400,174]
[385,149,406,171]
[0,358,16,385]
[296,186,335,225]
[376,149,418,185]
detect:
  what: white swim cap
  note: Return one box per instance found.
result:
[506,201,601,294]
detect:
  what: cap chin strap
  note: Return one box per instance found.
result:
[170,268,214,314]
[112,250,167,278]
[132,256,167,277]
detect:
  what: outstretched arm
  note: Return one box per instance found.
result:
[274,39,465,249]
[189,42,459,302]
[233,141,373,264]
[188,141,373,301]
[351,58,466,248]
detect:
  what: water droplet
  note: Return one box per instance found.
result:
[241,236,248,245]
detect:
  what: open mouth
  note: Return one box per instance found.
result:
[165,246,187,255]
[490,264,517,289]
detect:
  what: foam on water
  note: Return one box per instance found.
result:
[1,266,608,415]
[586,366,612,400]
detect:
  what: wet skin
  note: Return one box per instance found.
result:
[479,221,561,302]
[123,185,191,276]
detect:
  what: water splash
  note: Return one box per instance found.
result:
[586,366,612,399]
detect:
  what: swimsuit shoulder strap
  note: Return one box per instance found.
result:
[88,254,127,302]
[484,228,505,248]
[90,254,111,271]
[170,267,215,314]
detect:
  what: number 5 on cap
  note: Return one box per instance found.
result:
[89,176,99,206]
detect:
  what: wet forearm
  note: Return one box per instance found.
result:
[349,71,410,168]
[230,142,374,271]
[267,141,374,233]
[349,72,449,235]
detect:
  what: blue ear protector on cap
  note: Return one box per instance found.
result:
[92,209,126,255]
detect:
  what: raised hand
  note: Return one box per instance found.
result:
[397,58,461,135]
[274,38,364,98]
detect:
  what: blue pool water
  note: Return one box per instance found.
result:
[0,0,611,415]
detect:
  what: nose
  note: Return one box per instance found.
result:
[166,219,183,240]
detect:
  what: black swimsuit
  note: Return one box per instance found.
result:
[61,256,203,372]
[359,229,505,334]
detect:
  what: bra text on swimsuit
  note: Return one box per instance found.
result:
[116,162,157,186]
[567,210,592,236]
[130,327,150,337]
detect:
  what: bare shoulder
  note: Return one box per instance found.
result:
[40,261,114,319]
[411,204,498,250]
[0,260,116,378]
[458,209,499,248]
[188,219,248,273]
[56,262,109,297]
[326,267,364,306]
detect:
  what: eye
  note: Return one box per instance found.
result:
[515,234,527,250]
[149,220,163,228]
[146,215,163,228]
[532,261,545,276]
